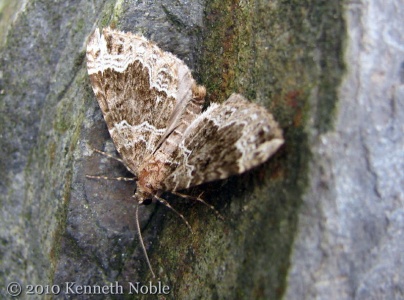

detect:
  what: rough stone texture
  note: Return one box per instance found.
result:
[0,0,114,297]
[285,1,404,299]
[0,0,402,299]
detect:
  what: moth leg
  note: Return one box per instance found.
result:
[154,195,193,234]
[86,146,136,181]
[85,175,136,181]
[89,145,124,164]
[172,191,224,220]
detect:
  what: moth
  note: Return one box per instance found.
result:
[86,27,284,278]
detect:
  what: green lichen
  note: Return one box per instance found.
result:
[111,0,125,27]
[0,0,25,47]
[97,0,126,29]
[48,88,85,282]
[49,170,72,271]
[75,18,85,34]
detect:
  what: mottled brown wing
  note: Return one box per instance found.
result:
[162,94,284,191]
[86,27,202,175]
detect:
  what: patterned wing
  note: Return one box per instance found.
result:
[162,94,284,191]
[86,27,203,175]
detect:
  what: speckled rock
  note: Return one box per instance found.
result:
[0,0,402,299]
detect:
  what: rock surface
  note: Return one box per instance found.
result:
[285,1,404,299]
[0,0,402,299]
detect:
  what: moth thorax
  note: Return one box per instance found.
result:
[137,159,166,199]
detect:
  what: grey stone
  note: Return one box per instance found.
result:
[0,0,402,299]
[285,1,404,299]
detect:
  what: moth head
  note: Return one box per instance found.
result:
[133,188,154,206]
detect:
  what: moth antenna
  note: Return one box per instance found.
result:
[155,195,193,234]
[135,203,156,278]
